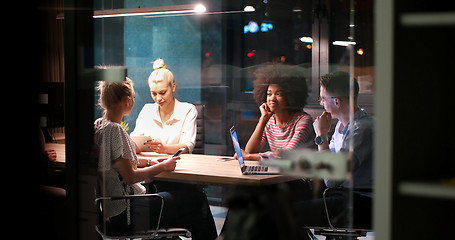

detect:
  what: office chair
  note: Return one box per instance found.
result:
[193,104,205,154]
[95,194,191,239]
[305,188,373,240]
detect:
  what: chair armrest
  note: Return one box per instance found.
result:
[95,193,165,234]
[95,193,163,203]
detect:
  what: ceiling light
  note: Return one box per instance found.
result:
[332,41,356,46]
[244,6,255,12]
[194,4,206,13]
[292,7,303,12]
[93,4,205,18]
[299,37,313,43]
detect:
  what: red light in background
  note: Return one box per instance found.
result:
[205,52,211,58]
[247,50,255,58]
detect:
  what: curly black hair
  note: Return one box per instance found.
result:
[252,64,309,112]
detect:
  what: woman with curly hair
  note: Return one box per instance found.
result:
[242,64,316,160]
[221,65,317,239]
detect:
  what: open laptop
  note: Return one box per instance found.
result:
[229,126,280,175]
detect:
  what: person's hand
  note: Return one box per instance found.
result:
[313,111,332,137]
[145,139,167,153]
[259,151,280,160]
[158,156,178,171]
[45,149,57,161]
[259,103,273,120]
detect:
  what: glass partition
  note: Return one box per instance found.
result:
[94,0,374,149]
[92,0,374,239]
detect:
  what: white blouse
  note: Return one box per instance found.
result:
[130,99,197,153]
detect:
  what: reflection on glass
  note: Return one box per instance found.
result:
[328,0,374,94]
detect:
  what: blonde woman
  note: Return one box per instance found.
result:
[131,59,197,154]
[94,78,217,239]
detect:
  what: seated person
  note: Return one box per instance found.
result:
[294,71,373,235]
[239,64,316,160]
[39,128,66,240]
[131,59,197,154]
[221,64,317,239]
[95,78,217,239]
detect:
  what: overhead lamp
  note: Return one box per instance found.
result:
[332,41,356,46]
[299,37,313,43]
[194,4,206,13]
[244,6,255,12]
[58,3,255,20]
[93,4,206,18]
[292,7,303,12]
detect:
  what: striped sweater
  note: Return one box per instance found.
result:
[261,111,316,151]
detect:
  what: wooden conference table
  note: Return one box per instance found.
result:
[44,143,297,186]
[138,152,297,186]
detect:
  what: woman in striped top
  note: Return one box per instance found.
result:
[242,64,316,160]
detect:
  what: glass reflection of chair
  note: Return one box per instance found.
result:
[193,104,205,154]
[276,150,373,239]
[305,187,373,240]
[95,193,191,239]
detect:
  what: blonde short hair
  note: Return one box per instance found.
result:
[97,77,134,114]
[148,58,175,87]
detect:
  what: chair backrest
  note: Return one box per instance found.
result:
[193,104,205,154]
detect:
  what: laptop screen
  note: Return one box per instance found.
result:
[230,126,244,166]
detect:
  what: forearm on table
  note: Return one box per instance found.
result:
[244,153,261,160]
[165,144,189,154]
